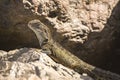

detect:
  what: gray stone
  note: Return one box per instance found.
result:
[0,48,93,80]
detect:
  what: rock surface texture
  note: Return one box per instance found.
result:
[0,0,118,65]
[22,0,120,69]
[0,48,93,80]
[0,0,120,79]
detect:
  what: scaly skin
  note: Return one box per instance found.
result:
[28,19,120,80]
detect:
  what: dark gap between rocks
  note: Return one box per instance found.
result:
[101,32,120,74]
[0,31,40,51]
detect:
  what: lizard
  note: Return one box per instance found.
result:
[28,20,49,48]
[28,19,120,80]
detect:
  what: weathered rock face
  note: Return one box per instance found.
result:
[22,0,120,69]
[0,0,120,75]
[0,48,93,80]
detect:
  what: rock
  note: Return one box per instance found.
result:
[0,0,120,75]
[0,48,93,80]
[22,0,120,68]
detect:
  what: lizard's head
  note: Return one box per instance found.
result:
[28,19,49,48]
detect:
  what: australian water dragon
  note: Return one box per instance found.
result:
[28,19,120,80]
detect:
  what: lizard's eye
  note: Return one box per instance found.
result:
[42,39,48,46]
